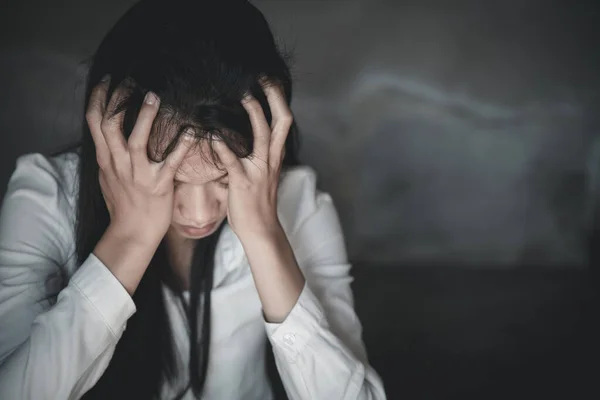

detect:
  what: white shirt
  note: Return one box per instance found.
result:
[0,152,386,400]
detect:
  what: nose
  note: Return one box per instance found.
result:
[178,185,220,226]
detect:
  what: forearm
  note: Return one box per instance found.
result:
[93,223,160,296]
[0,254,136,399]
[240,223,305,323]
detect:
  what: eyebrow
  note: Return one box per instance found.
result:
[174,171,228,184]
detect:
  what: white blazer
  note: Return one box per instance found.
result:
[0,152,386,399]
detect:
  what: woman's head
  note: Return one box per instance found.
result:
[74,1,299,398]
[83,0,299,241]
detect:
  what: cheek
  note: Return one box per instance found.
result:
[173,186,228,215]
[172,190,183,212]
[216,189,229,210]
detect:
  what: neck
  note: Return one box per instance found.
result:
[165,228,195,291]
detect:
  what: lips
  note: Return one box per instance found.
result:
[178,220,218,237]
[183,221,216,230]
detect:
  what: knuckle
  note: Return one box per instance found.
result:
[112,166,125,180]
[112,159,130,180]
[282,112,294,123]
[96,154,110,169]
[128,141,145,154]
[273,117,293,132]
[162,157,176,171]
[240,178,252,190]
[100,117,113,134]
[85,110,97,126]
[278,113,294,126]
[133,166,157,187]
[131,173,146,187]
[157,174,172,190]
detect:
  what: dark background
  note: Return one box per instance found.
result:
[1,0,599,398]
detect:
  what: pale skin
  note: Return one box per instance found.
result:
[89,76,304,323]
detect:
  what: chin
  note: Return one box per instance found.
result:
[180,232,212,239]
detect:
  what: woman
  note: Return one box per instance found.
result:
[0,0,385,399]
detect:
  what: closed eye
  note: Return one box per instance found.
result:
[173,172,228,187]
[216,177,229,189]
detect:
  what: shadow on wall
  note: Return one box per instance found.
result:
[290,66,597,267]
[345,72,595,267]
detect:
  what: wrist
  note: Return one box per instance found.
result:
[234,216,283,241]
[106,221,164,248]
[94,224,161,295]
[238,222,289,256]
[237,228,284,251]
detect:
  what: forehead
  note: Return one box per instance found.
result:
[148,117,228,184]
[174,140,226,184]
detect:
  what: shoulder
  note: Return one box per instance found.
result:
[3,151,80,226]
[277,165,336,236]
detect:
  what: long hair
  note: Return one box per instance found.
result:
[54,1,300,398]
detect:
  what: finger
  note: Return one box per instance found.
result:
[241,94,270,161]
[129,91,160,168]
[100,81,129,161]
[262,83,293,168]
[159,133,195,180]
[213,140,245,177]
[86,76,111,168]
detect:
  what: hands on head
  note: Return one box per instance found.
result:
[86,76,294,245]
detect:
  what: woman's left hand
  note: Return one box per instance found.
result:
[213,82,292,241]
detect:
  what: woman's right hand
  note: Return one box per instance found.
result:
[86,76,194,246]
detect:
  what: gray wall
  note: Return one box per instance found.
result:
[1,0,598,267]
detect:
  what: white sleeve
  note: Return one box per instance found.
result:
[0,154,136,400]
[265,176,387,399]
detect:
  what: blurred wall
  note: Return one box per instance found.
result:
[1,0,598,267]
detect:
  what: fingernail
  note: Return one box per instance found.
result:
[182,128,195,138]
[145,91,159,105]
[242,93,253,103]
[100,74,110,82]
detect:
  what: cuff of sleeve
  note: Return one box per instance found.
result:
[265,282,328,363]
[69,253,137,338]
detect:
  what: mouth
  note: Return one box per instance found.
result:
[178,220,219,237]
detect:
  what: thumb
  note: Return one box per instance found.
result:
[98,170,114,218]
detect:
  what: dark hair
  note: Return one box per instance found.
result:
[55,0,300,398]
